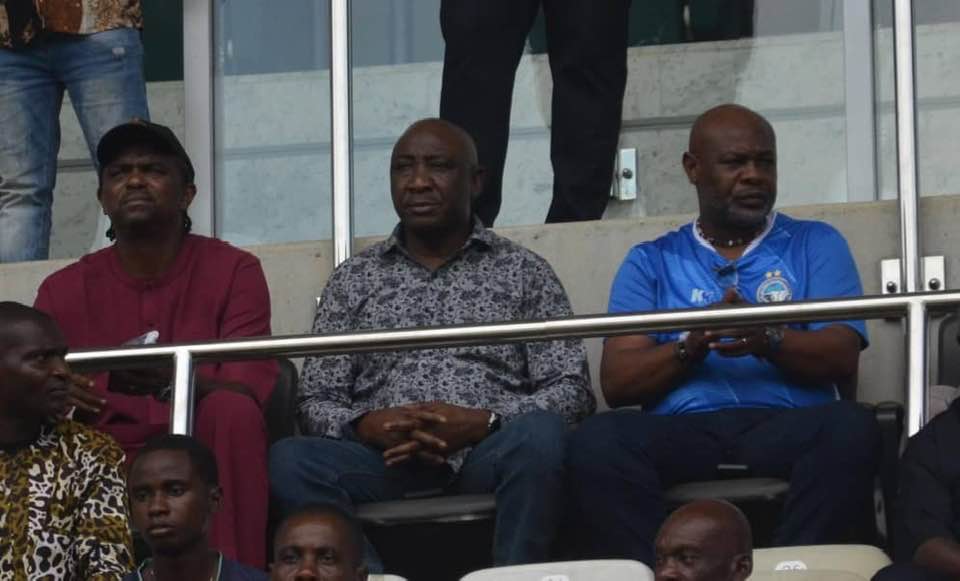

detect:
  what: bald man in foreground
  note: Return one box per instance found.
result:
[269,118,594,571]
[568,104,880,564]
[655,500,752,581]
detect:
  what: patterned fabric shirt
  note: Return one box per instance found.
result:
[299,220,595,467]
[0,421,134,580]
[1,0,142,49]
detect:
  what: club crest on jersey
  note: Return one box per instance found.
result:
[757,270,792,303]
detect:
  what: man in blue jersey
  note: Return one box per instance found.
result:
[567,104,881,565]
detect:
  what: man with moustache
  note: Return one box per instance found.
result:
[654,500,753,581]
[0,301,133,580]
[568,104,880,565]
[125,435,266,581]
[34,119,276,569]
[270,118,594,572]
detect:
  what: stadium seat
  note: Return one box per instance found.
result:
[356,494,496,526]
[459,559,653,581]
[665,477,790,505]
[357,494,496,581]
[369,576,408,581]
[751,545,891,580]
[264,358,299,445]
[750,572,869,581]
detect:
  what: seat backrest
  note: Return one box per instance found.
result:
[938,311,960,387]
[460,560,653,581]
[752,545,890,579]
[749,571,867,581]
[264,358,299,445]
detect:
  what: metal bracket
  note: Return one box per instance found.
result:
[880,256,947,294]
[881,258,902,294]
[610,147,638,201]
[923,255,946,292]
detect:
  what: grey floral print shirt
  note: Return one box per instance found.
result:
[298,219,595,466]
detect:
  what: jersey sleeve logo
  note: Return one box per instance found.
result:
[756,270,793,303]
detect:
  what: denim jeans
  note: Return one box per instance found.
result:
[269,411,568,573]
[0,28,149,263]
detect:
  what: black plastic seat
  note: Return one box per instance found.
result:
[356,494,497,527]
[264,358,299,445]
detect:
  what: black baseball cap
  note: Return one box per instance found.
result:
[96,118,195,183]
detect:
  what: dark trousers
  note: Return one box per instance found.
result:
[439,0,631,225]
[873,563,953,581]
[567,401,881,565]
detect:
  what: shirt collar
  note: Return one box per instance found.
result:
[380,216,493,257]
[691,211,778,258]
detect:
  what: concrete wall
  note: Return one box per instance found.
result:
[6,195,960,408]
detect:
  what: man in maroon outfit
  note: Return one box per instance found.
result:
[34,119,276,569]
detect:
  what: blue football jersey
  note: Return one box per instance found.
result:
[608,213,868,415]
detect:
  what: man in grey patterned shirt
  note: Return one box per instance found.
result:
[269,118,595,571]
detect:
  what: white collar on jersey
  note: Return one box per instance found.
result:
[691,211,778,259]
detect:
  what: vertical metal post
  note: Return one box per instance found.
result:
[906,300,928,436]
[169,349,197,435]
[843,0,879,202]
[330,0,354,266]
[183,0,217,236]
[892,0,921,294]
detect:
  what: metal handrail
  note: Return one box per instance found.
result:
[65,291,960,437]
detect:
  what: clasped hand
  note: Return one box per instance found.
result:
[682,288,775,360]
[356,402,489,467]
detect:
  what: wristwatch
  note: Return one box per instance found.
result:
[487,411,502,435]
[764,326,785,355]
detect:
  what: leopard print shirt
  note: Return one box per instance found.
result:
[0,421,134,580]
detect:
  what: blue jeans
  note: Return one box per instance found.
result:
[0,28,148,263]
[567,401,881,565]
[269,411,568,573]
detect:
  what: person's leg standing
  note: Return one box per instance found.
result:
[58,28,149,156]
[566,409,729,565]
[736,400,881,545]
[542,0,630,223]
[438,0,541,227]
[56,27,149,251]
[455,410,567,565]
[0,42,63,262]
[270,434,450,573]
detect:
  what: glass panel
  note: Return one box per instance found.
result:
[350,0,445,238]
[872,0,960,201]
[48,2,183,259]
[213,0,332,246]
[348,0,898,238]
[607,0,861,221]
[909,0,960,198]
